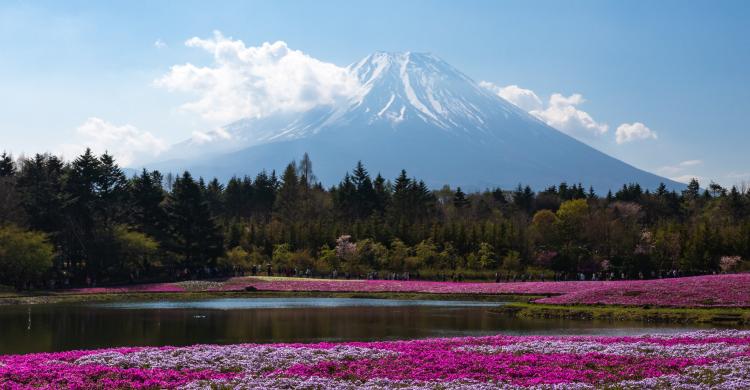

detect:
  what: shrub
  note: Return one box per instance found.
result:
[0,225,54,289]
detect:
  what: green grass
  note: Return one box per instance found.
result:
[499,302,750,325]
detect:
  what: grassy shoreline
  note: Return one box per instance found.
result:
[0,290,535,306]
[499,302,750,325]
[4,280,750,326]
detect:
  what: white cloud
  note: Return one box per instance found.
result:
[479,82,542,111]
[154,39,167,49]
[190,127,231,144]
[155,31,361,124]
[481,82,608,139]
[657,160,702,175]
[679,159,702,167]
[670,174,703,184]
[61,117,166,166]
[657,160,704,183]
[615,122,657,144]
[531,93,609,138]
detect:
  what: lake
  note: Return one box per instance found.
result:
[0,297,722,355]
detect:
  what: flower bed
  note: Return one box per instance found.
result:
[219,274,750,308]
[60,274,750,308]
[68,283,185,295]
[2,330,750,389]
[534,274,750,307]
[215,278,595,295]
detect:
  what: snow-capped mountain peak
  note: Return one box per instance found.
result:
[153,51,682,192]
[345,51,528,133]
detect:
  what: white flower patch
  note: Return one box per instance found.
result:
[75,345,396,374]
[454,340,749,359]
[640,330,750,340]
[616,356,750,389]
[180,376,596,390]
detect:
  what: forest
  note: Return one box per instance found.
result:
[0,150,748,289]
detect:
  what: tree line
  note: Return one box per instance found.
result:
[0,150,748,289]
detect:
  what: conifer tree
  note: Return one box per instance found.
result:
[453,187,469,209]
[0,152,15,177]
[130,169,167,241]
[274,162,301,222]
[165,172,224,271]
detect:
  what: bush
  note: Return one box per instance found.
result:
[219,246,251,272]
[114,226,159,276]
[0,225,54,289]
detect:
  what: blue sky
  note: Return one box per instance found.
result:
[1,0,748,186]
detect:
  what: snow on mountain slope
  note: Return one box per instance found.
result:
[151,52,683,191]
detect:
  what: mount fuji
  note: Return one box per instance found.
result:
[151,51,681,191]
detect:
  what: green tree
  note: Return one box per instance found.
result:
[130,169,167,242]
[502,250,521,271]
[274,162,300,222]
[164,172,224,271]
[414,239,440,268]
[113,226,159,278]
[556,199,589,242]
[477,242,497,269]
[0,152,16,177]
[0,226,54,289]
[356,238,388,270]
[219,246,251,273]
[453,187,469,209]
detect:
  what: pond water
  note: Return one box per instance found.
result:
[0,297,723,355]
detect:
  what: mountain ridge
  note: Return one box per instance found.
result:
[148,51,684,191]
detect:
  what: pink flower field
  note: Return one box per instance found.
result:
[2,330,750,389]
[215,274,750,308]
[62,273,750,308]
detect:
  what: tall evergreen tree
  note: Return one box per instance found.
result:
[274,162,301,223]
[372,173,390,214]
[165,172,224,271]
[0,152,15,177]
[253,171,276,220]
[453,187,469,209]
[97,153,129,225]
[352,161,376,218]
[130,169,167,241]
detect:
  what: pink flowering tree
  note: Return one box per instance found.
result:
[719,256,742,273]
[335,235,358,274]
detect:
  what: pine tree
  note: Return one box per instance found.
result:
[204,178,225,218]
[0,152,22,225]
[391,170,412,219]
[0,152,15,177]
[274,162,300,222]
[683,178,701,200]
[97,152,129,225]
[453,187,469,209]
[352,161,376,218]
[333,173,357,219]
[587,186,597,200]
[17,154,65,233]
[253,171,276,220]
[165,172,224,271]
[297,152,316,188]
[130,169,167,241]
[63,149,104,272]
[372,173,390,214]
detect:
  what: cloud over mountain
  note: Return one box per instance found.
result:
[480,82,608,139]
[151,50,681,191]
[61,118,165,166]
[154,31,361,124]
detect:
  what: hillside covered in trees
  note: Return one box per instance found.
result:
[0,150,748,290]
